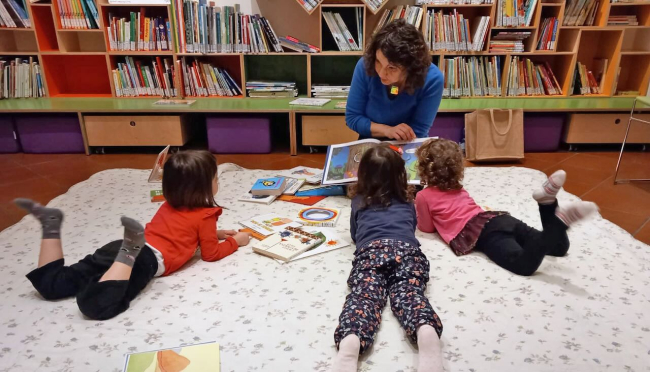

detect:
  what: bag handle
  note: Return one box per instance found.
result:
[488,109,512,136]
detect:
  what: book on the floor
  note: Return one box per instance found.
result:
[297,207,341,227]
[148,145,170,183]
[295,185,346,196]
[239,213,302,237]
[322,138,435,186]
[283,178,306,195]
[252,226,324,262]
[283,227,350,262]
[150,190,165,203]
[239,228,267,241]
[238,191,278,205]
[277,194,326,206]
[251,177,287,196]
[123,341,219,372]
[289,98,331,106]
[277,166,323,184]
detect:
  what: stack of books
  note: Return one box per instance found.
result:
[608,15,638,26]
[311,85,350,99]
[170,2,282,53]
[322,10,362,52]
[489,31,530,52]
[374,5,423,34]
[56,0,99,29]
[0,0,30,28]
[178,58,242,97]
[112,57,176,98]
[246,81,297,98]
[496,0,537,27]
[416,0,493,4]
[365,0,387,12]
[563,0,599,26]
[572,60,607,95]
[107,13,171,51]
[506,57,562,96]
[0,58,45,98]
[279,36,320,53]
[442,56,502,98]
[297,0,322,12]
[536,17,558,51]
[424,10,489,52]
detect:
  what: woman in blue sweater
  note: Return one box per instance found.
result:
[346,19,444,141]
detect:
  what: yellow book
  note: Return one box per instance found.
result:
[144,17,151,51]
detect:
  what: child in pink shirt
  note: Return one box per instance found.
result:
[415,138,598,276]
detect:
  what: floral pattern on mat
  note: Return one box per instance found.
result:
[0,164,648,372]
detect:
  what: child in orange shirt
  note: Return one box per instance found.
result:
[16,150,251,320]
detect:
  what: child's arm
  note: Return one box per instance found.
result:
[199,216,239,261]
[415,193,436,233]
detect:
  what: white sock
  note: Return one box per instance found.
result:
[533,170,567,205]
[555,201,598,227]
[331,335,360,372]
[417,325,444,372]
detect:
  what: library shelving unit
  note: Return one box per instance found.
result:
[0,0,649,155]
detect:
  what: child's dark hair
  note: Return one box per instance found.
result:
[349,144,414,208]
[416,138,464,191]
[162,150,218,209]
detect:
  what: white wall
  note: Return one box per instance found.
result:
[216,0,260,15]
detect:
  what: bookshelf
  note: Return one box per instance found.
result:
[0,0,648,99]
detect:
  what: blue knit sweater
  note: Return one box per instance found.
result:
[345,58,444,138]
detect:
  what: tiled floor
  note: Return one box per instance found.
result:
[1,151,649,244]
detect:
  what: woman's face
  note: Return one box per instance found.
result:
[375,50,406,86]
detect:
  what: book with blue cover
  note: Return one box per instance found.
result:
[251,177,287,196]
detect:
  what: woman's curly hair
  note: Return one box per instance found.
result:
[348,144,415,208]
[364,19,431,95]
[416,138,464,191]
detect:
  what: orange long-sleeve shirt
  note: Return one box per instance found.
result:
[144,202,238,276]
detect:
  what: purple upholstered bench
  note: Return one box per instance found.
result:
[15,114,85,154]
[207,116,272,154]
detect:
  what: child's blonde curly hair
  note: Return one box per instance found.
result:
[416,138,464,191]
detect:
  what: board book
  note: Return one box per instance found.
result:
[251,177,287,196]
[283,227,350,262]
[150,190,164,203]
[123,341,219,372]
[297,207,341,227]
[239,213,301,237]
[283,178,306,195]
[238,192,277,205]
[277,166,323,184]
[148,145,170,183]
[322,137,436,186]
[252,226,323,262]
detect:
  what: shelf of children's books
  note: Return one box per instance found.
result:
[492,26,537,30]
[434,51,495,55]
[321,3,364,7]
[361,0,388,15]
[503,94,568,98]
[99,3,170,6]
[109,51,174,55]
[509,51,575,55]
[56,29,104,33]
[176,52,307,56]
[182,95,245,100]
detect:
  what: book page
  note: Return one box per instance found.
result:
[148,145,170,183]
[321,139,381,185]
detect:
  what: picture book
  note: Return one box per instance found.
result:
[335,101,347,109]
[239,228,267,241]
[295,185,346,197]
[123,341,219,372]
[239,213,302,237]
[251,177,287,196]
[289,98,331,106]
[322,137,436,186]
[286,227,351,262]
[297,207,341,227]
[238,192,277,205]
[283,178,306,195]
[150,190,164,203]
[277,194,326,206]
[148,145,170,183]
[252,226,324,262]
[277,166,323,184]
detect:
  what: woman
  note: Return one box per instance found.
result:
[346,19,444,141]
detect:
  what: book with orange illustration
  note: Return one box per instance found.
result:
[123,341,219,372]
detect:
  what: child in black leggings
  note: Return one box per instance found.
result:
[414,138,598,276]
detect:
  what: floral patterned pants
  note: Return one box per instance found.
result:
[334,239,443,354]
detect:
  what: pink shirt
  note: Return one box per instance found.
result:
[415,186,484,244]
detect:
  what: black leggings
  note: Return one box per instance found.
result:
[25,240,158,320]
[475,201,569,276]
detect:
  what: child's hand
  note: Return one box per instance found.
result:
[233,232,252,247]
[217,230,238,240]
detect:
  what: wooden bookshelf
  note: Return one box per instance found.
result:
[1,0,649,99]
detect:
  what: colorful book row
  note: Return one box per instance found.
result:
[107,13,171,51]
[506,56,562,96]
[57,0,100,29]
[536,17,558,51]
[374,5,423,35]
[1,57,45,98]
[424,10,490,52]
[179,58,242,97]
[323,10,362,52]
[0,0,30,28]
[496,0,537,27]
[112,56,176,97]
[563,0,599,26]
[442,56,502,97]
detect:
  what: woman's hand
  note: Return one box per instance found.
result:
[233,232,252,247]
[217,230,238,240]
[384,123,416,141]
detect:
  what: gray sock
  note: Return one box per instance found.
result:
[114,217,146,268]
[14,198,64,239]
